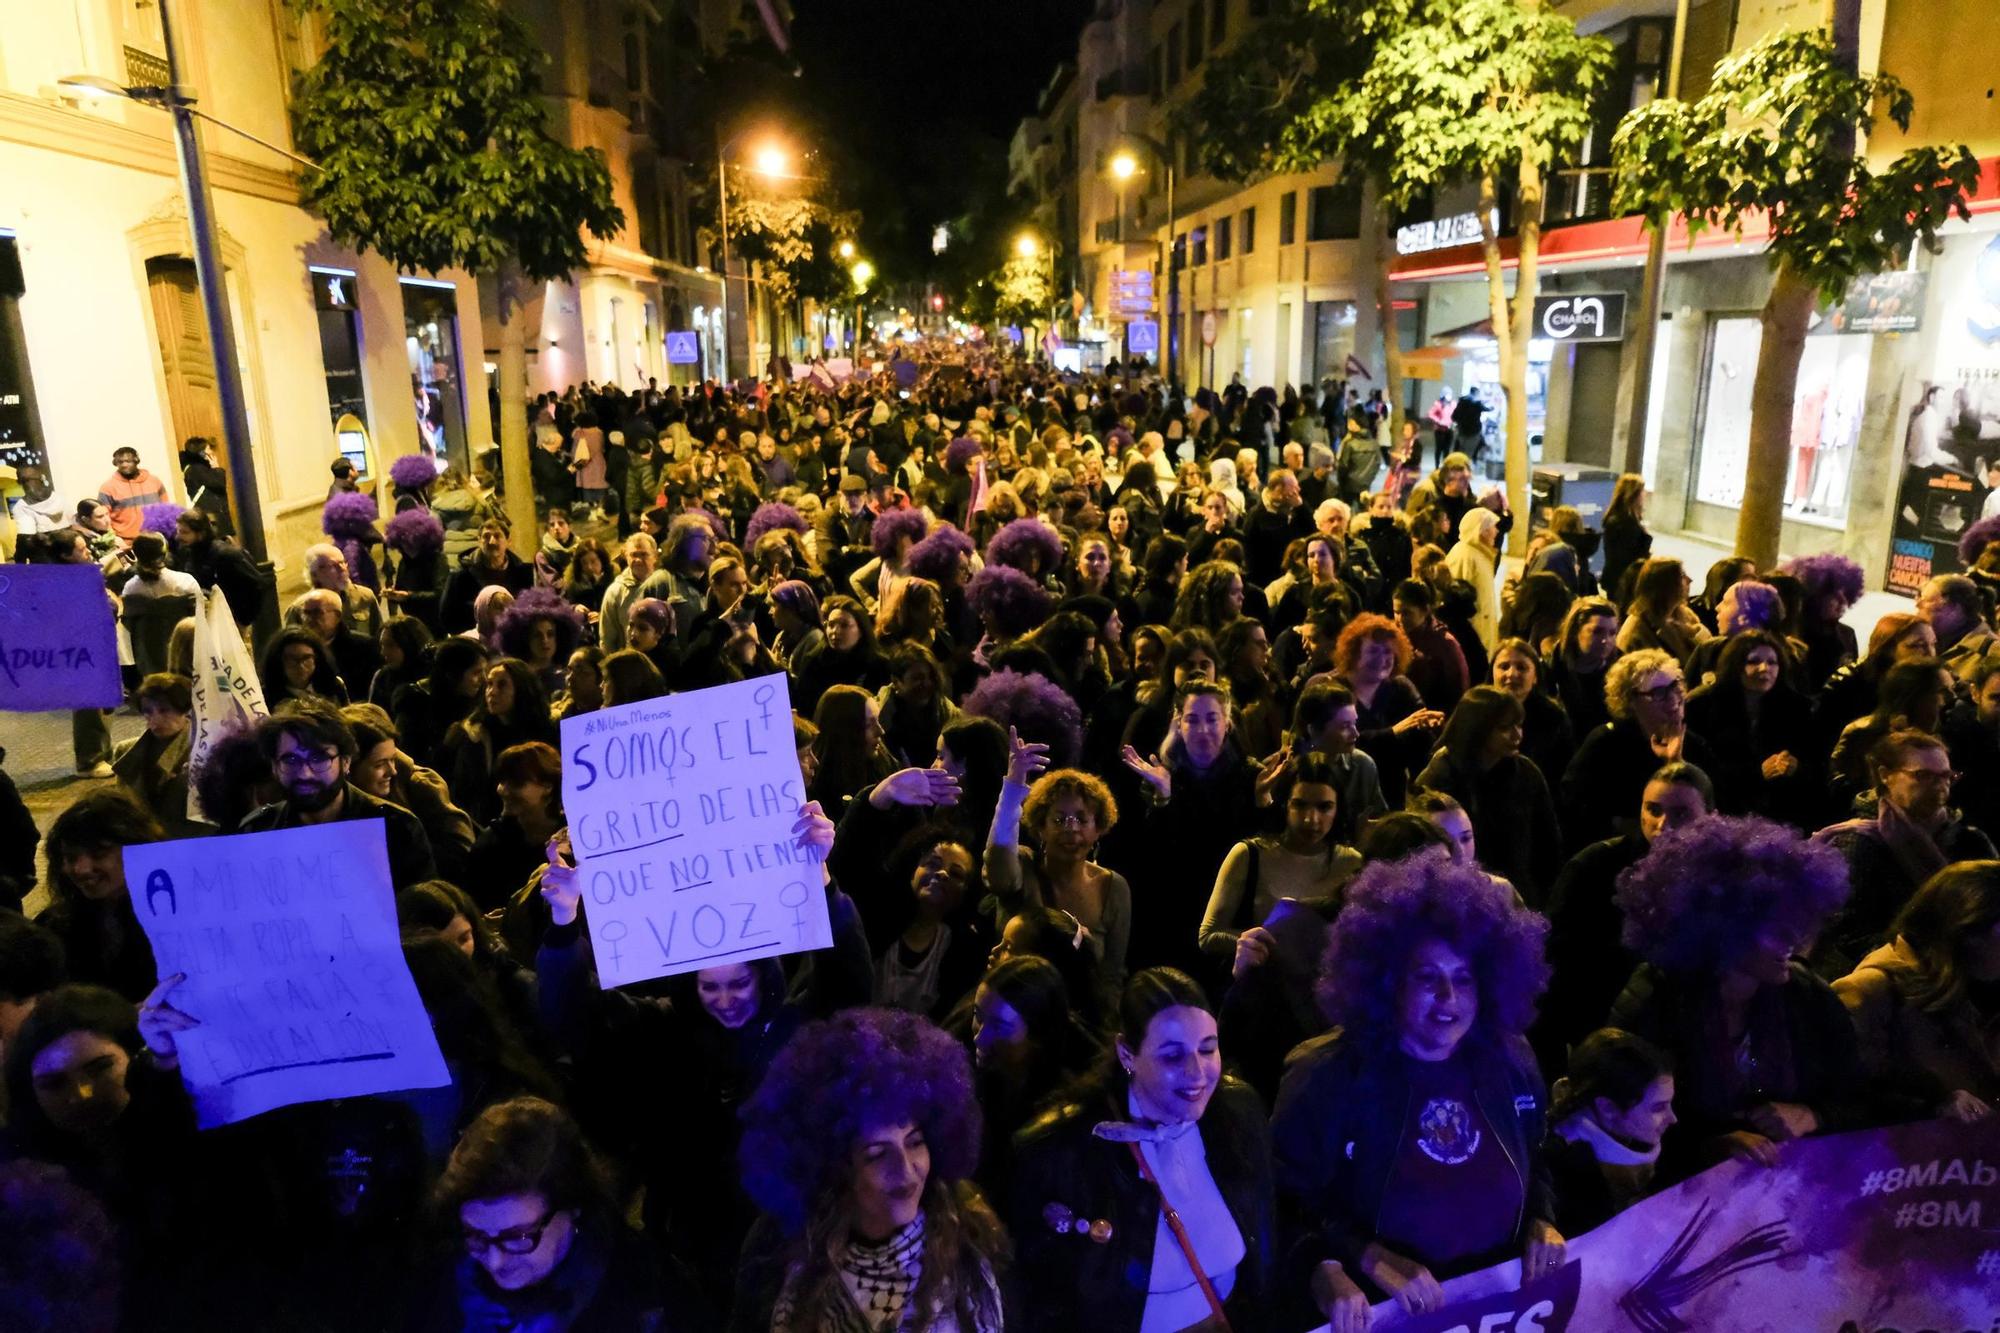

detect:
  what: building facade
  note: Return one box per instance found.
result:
[0,0,720,581]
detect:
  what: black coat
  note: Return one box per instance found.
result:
[440,551,534,634]
[1012,1078,1275,1333]
[1684,681,1820,825]
[180,536,270,626]
[1409,750,1563,906]
[238,784,437,890]
[1599,514,1651,606]
[1558,719,1717,854]
[1532,833,1650,1073]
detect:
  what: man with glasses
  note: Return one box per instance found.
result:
[1812,729,1995,976]
[1559,649,1717,853]
[239,698,435,888]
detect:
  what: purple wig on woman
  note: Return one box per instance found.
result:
[388,452,440,493]
[496,585,586,663]
[383,506,445,559]
[963,668,1083,767]
[943,436,983,475]
[1961,514,2000,568]
[871,507,931,559]
[1317,848,1550,1047]
[906,526,976,585]
[984,518,1065,577]
[1614,814,1848,975]
[322,490,384,591]
[1777,553,1864,613]
[738,1007,981,1236]
[967,564,1053,639]
[139,502,186,539]
[745,501,810,549]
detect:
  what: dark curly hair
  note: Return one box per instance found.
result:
[1317,849,1549,1048]
[1169,559,1245,634]
[1614,815,1849,973]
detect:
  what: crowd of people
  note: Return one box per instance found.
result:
[3,343,1998,1332]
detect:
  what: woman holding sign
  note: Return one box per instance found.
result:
[1271,851,1563,1330]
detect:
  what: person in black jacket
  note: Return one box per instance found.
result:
[441,520,535,634]
[1546,1029,1679,1237]
[1559,649,1716,854]
[177,436,232,537]
[1610,814,1865,1180]
[1013,968,1274,1333]
[173,507,268,627]
[1272,850,1563,1330]
[1408,685,1563,906]
[34,789,166,1003]
[1683,629,1819,824]
[236,698,436,890]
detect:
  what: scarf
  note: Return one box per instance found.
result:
[775,1216,927,1333]
[1552,1111,1662,1169]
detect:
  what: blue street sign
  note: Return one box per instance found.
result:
[1126,319,1159,354]
[665,331,700,365]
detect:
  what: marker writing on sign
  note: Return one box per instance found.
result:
[594,879,816,974]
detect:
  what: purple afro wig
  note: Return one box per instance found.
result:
[388,453,440,490]
[1317,848,1549,1047]
[496,585,586,662]
[1616,814,1849,974]
[1106,426,1134,454]
[139,502,186,538]
[744,501,809,549]
[944,435,983,474]
[738,1007,980,1235]
[383,507,446,558]
[905,526,975,584]
[321,490,380,539]
[985,518,1065,576]
[968,564,1054,639]
[1961,514,2000,567]
[1778,552,1864,608]
[963,668,1083,767]
[871,507,931,558]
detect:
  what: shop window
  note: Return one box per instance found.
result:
[311,267,367,431]
[1693,316,1867,525]
[402,280,468,466]
[1279,192,1296,246]
[1241,207,1256,254]
[1307,186,1360,241]
[1215,216,1232,261]
[1308,300,1357,382]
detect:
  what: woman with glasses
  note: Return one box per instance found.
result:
[1813,730,1997,976]
[1612,815,1864,1177]
[418,1096,697,1330]
[988,735,1132,989]
[1558,649,1717,853]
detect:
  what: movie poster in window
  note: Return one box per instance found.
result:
[1886,233,2000,596]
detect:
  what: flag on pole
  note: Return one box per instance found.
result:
[187,586,267,823]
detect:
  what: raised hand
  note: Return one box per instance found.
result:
[540,833,582,927]
[1006,726,1052,787]
[1119,745,1171,799]
[876,766,964,807]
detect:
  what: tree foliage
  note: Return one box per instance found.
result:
[697,182,861,308]
[1610,28,1979,301]
[1364,0,1610,203]
[994,251,1055,328]
[288,0,624,281]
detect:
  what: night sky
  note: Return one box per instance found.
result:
[779,0,1096,281]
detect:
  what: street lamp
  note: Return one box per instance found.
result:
[1015,232,1040,259]
[59,3,315,572]
[1108,134,1177,384]
[838,240,856,260]
[716,129,796,382]
[753,144,790,178]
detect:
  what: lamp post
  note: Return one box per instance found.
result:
[62,0,312,567]
[1110,135,1176,384]
[715,132,792,383]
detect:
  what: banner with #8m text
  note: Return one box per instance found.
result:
[558,674,830,988]
[1318,1117,1999,1333]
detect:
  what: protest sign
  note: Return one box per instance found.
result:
[0,562,121,710]
[187,585,267,821]
[125,820,450,1129]
[560,673,831,988]
[1320,1117,2000,1333]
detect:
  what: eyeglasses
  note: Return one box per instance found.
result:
[463,1208,559,1256]
[1897,767,1960,786]
[1045,813,1093,831]
[1634,683,1685,704]
[276,749,340,774]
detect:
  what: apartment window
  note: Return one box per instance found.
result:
[1150,47,1163,98]
[1241,207,1256,253]
[1212,0,1227,44]
[1215,216,1232,260]
[1192,226,1208,266]
[1278,192,1297,245]
[1249,0,1271,14]
[1306,185,1361,240]
[1172,233,1187,272]
[1167,24,1182,85]
[1186,7,1204,68]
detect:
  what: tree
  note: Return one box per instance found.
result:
[1368,0,1610,552]
[693,167,858,367]
[993,247,1055,335]
[1176,0,1422,425]
[289,0,624,543]
[1611,29,1978,568]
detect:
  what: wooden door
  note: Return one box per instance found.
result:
[146,258,224,466]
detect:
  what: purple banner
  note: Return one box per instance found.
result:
[0,562,121,711]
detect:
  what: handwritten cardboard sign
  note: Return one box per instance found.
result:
[0,563,122,710]
[560,673,831,988]
[124,820,449,1129]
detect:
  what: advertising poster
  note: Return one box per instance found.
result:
[1322,1117,2000,1333]
[1886,232,2000,594]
